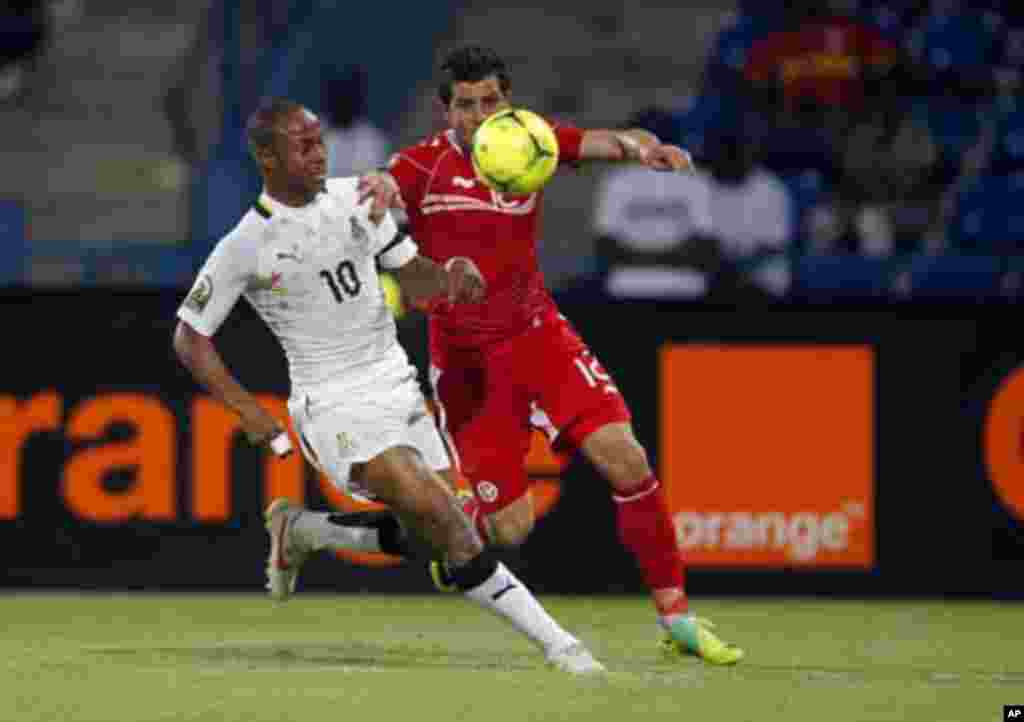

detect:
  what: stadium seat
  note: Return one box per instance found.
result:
[857,2,915,44]
[790,254,893,301]
[0,200,26,284]
[988,107,1024,174]
[1000,254,1024,299]
[669,93,744,163]
[897,253,1004,300]
[910,11,999,71]
[705,12,776,76]
[780,170,828,252]
[918,97,984,160]
[996,26,1024,68]
[948,172,1024,252]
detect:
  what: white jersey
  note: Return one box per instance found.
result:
[177,177,419,400]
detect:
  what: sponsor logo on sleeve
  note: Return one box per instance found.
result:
[184,274,213,313]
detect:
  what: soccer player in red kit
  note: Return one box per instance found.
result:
[359,45,743,664]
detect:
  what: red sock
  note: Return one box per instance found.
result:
[613,475,686,603]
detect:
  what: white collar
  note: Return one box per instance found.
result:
[257,189,323,220]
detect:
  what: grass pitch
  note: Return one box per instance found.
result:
[2,593,1019,722]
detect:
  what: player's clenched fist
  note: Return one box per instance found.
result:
[444,257,486,304]
[644,144,694,173]
[357,171,404,223]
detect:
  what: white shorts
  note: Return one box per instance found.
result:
[288,374,451,500]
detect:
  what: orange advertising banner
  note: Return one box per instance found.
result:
[659,345,875,568]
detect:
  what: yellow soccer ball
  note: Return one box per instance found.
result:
[471,108,559,195]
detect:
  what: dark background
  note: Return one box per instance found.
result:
[3,288,1019,598]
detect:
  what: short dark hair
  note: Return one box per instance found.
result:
[438,45,511,106]
[245,97,303,158]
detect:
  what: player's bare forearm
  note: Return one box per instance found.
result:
[172,321,282,443]
[580,128,694,172]
[580,129,657,162]
[391,255,449,305]
[392,255,486,305]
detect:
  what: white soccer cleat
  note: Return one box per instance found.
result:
[264,498,311,601]
[546,642,606,675]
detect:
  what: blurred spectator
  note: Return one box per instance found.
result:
[592,108,718,300]
[700,129,793,300]
[742,0,906,177]
[592,111,791,302]
[819,93,942,255]
[321,66,392,177]
[0,0,49,103]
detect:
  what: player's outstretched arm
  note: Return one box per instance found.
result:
[580,128,695,172]
[391,255,485,306]
[357,170,404,224]
[173,320,291,456]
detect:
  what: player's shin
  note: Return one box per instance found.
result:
[448,549,578,656]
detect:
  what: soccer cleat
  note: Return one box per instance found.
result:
[429,489,480,593]
[660,616,745,666]
[546,642,606,675]
[264,498,311,601]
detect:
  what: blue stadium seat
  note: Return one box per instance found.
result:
[898,253,1004,300]
[1001,254,1024,299]
[996,26,1024,68]
[791,254,893,301]
[780,170,828,251]
[705,12,776,75]
[988,108,1024,174]
[910,11,999,71]
[0,201,26,285]
[669,93,744,162]
[918,98,983,159]
[949,172,1024,252]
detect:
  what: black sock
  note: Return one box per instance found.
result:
[448,550,499,591]
[327,512,410,556]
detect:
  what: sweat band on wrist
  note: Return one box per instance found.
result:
[269,432,293,457]
[617,133,645,160]
[444,256,475,272]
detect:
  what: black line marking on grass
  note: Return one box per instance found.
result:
[86,643,539,672]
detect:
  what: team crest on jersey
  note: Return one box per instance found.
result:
[337,431,356,455]
[184,273,213,313]
[476,481,499,503]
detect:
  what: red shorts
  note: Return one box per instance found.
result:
[429,310,631,514]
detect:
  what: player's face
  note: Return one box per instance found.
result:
[272,108,327,196]
[447,76,510,149]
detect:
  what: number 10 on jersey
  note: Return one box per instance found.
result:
[319,260,362,302]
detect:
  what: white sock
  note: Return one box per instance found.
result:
[462,562,578,655]
[291,511,383,552]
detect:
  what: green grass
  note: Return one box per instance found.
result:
[2,593,1019,722]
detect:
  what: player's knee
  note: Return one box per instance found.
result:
[427,482,485,562]
[585,429,652,493]
[489,507,534,548]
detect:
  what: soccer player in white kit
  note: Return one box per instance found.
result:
[172,98,602,674]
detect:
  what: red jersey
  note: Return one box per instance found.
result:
[387,125,584,349]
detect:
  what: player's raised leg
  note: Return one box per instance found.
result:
[359,445,604,674]
[580,421,743,665]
